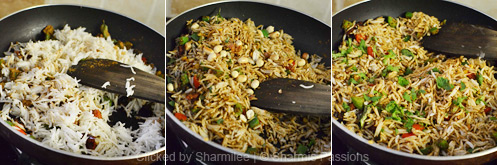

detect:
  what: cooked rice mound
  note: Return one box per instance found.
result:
[0,25,164,156]
[167,16,331,156]
[332,12,497,156]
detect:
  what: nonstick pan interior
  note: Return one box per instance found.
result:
[332,0,497,164]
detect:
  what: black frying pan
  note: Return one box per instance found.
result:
[166,1,330,164]
[0,5,164,165]
[332,0,497,164]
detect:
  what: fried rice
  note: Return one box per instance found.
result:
[332,12,497,156]
[167,15,331,157]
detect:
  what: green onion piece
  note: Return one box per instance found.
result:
[248,116,259,128]
[429,27,439,35]
[398,76,409,87]
[403,35,411,42]
[180,36,189,45]
[308,139,316,147]
[214,69,224,77]
[234,103,244,116]
[261,29,269,38]
[387,16,397,28]
[441,19,447,26]
[342,102,350,111]
[351,96,364,110]
[351,66,358,72]
[401,49,414,57]
[296,144,308,154]
[216,118,224,124]
[436,77,454,90]
[476,74,484,86]
[404,67,413,76]
[191,108,199,113]
[437,139,449,150]
[332,51,344,59]
[490,116,497,121]
[103,96,113,106]
[168,100,175,107]
[405,118,414,132]
[202,16,210,22]
[467,148,474,153]
[405,12,413,19]
[460,82,466,91]
[191,33,200,41]
[245,147,258,154]
[5,121,13,126]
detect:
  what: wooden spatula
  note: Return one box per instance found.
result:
[67,59,165,103]
[423,23,497,59]
[250,78,331,116]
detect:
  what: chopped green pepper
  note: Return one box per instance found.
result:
[100,21,110,38]
[360,106,371,128]
[351,96,364,110]
[103,96,113,106]
[261,29,269,38]
[43,25,54,40]
[405,12,413,19]
[420,146,432,155]
[437,139,449,150]
[403,35,411,42]
[180,36,189,45]
[248,116,259,128]
[342,20,353,30]
[180,73,189,86]
[387,16,397,28]
[296,144,308,154]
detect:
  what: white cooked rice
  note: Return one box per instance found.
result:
[0,25,164,156]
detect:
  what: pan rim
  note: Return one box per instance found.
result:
[0,4,165,161]
[332,0,497,161]
[166,0,331,162]
[166,0,331,27]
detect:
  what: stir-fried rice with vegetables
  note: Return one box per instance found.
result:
[167,14,331,156]
[332,12,497,156]
[0,24,165,156]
